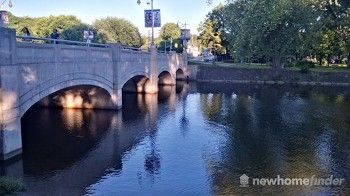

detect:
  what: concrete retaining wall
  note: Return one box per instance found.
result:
[190,64,350,86]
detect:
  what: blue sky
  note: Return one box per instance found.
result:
[5,0,226,35]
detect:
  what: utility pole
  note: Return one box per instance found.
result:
[151,0,154,45]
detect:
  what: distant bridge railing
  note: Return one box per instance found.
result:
[122,46,148,52]
[15,36,150,52]
[16,35,109,48]
[15,36,180,55]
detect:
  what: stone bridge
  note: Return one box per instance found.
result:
[0,27,189,160]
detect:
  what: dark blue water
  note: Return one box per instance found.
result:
[13,83,350,195]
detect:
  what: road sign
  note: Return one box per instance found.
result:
[144,9,161,28]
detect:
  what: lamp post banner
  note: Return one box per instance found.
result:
[145,9,161,28]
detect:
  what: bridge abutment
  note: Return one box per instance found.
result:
[0,28,22,160]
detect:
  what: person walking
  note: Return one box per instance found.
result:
[21,27,31,42]
[50,29,60,44]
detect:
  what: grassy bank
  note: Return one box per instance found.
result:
[0,176,25,195]
[189,60,350,73]
[189,61,270,69]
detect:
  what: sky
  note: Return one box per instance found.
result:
[4,0,226,35]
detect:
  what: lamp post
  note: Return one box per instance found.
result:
[0,0,12,27]
[137,0,155,45]
[0,0,12,9]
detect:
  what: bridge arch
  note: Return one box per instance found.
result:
[176,69,186,81]
[158,71,175,86]
[20,77,114,117]
[122,75,151,93]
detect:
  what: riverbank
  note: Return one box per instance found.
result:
[188,61,350,86]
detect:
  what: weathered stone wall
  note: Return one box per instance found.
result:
[190,64,350,85]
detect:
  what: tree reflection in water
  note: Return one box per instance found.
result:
[198,83,350,195]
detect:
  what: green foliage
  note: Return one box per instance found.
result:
[61,24,89,42]
[228,0,318,68]
[9,13,83,38]
[209,0,350,68]
[198,20,224,55]
[159,23,181,40]
[157,38,183,53]
[157,23,184,53]
[141,35,150,50]
[198,5,226,55]
[0,176,25,195]
[93,17,143,47]
[8,13,143,47]
[313,0,350,67]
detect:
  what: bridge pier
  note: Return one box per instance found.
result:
[111,89,123,109]
[144,45,159,94]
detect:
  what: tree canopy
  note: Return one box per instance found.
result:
[159,23,181,40]
[93,17,143,47]
[197,4,227,57]
[199,0,350,68]
[8,14,143,47]
[157,22,183,53]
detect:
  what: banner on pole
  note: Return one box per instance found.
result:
[144,9,161,28]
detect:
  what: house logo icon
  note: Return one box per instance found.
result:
[240,174,249,187]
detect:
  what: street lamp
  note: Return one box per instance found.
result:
[0,0,12,9]
[0,0,13,28]
[137,0,155,45]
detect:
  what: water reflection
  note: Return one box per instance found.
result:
[0,82,349,195]
[198,83,350,195]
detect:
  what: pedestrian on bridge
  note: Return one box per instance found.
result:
[50,29,60,44]
[21,27,32,42]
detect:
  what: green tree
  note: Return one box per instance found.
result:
[61,24,92,42]
[225,0,319,68]
[315,0,350,67]
[158,23,183,53]
[159,23,181,40]
[9,13,87,41]
[198,20,224,55]
[93,17,143,47]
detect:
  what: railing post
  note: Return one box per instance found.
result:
[0,27,22,160]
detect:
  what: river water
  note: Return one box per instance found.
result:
[12,82,350,195]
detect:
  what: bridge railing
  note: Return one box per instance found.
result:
[15,35,177,54]
[122,46,148,52]
[157,50,171,54]
[16,35,109,48]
